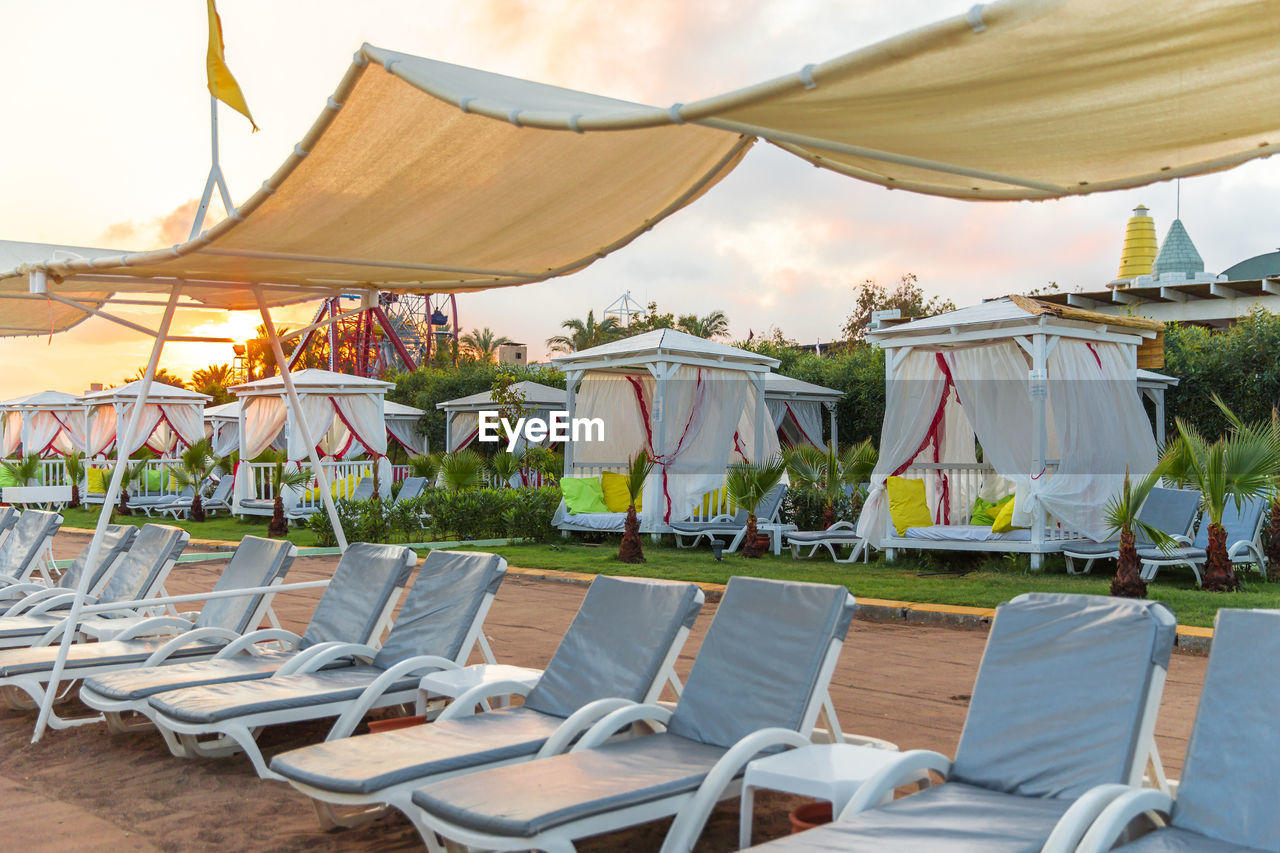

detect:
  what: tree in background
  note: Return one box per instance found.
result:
[676,310,730,340]
[242,324,295,380]
[841,274,956,342]
[122,367,189,388]
[618,451,652,563]
[190,363,236,404]
[63,452,86,509]
[1103,464,1173,599]
[461,328,514,363]
[171,439,216,522]
[725,456,787,558]
[546,310,621,353]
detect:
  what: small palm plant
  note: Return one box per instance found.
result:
[263,449,312,538]
[1212,398,1280,581]
[842,439,879,518]
[172,439,215,522]
[439,450,484,491]
[725,455,787,558]
[1103,463,1173,599]
[618,451,652,564]
[489,452,519,489]
[2,453,42,487]
[408,453,440,486]
[63,452,86,509]
[113,461,142,517]
[1171,406,1280,591]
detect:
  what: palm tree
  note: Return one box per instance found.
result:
[171,439,215,522]
[546,310,621,354]
[1213,399,1280,581]
[783,440,877,527]
[618,451,652,564]
[1170,408,1280,591]
[63,452,86,509]
[1103,464,1174,599]
[489,452,519,488]
[460,328,514,363]
[122,367,188,388]
[408,453,440,485]
[112,461,142,517]
[190,363,236,404]
[2,453,42,487]
[439,450,485,491]
[725,455,787,558]
[262,449,311,538]
[676,310,730,340]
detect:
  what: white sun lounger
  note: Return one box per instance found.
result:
[1138,496,1268,586]
[0,506,18,546]
[271,575,705,833]
[785,520,869,563]
[1062,487,1201,575]
[0,524,186,650]
[0,509,62,587]
[670,483,788,553]
[143,549,505,779]
[1076,609,1280,853]
[81,541,417,733]
[0,524,137,609]
[407,576,856,853]
[743,593,1176,853]
[0,533,292,730]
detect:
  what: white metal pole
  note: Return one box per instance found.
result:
[827,403,838,452]
[33,286,181,742]
[253,287,348,552]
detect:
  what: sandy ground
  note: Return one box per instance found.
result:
[0,531,1207,852]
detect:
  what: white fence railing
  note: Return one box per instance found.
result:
[899,460,1075,538]
[78,458,186,502]
[241,460,375,517]
[570,461,738,520]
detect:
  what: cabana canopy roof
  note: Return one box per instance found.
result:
[0,390,83,411]
[231,369,393,397]
[79,379,211,405]
[384,400,425,417]
[3,0,1277,337]
[436,380,566,412]
[552,329,778,373]
[204,400,241,421]
[763,373,842,402]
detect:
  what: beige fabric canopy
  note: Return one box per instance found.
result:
[1,0,1277,336]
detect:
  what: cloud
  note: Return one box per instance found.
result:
[97,197,227,250]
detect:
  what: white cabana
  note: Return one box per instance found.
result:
[231,369,391,462]
[210,396,426,458]
[436,381,567,453]
[763,373,841,449]
[551,329,780,533]
[1137,368,1179,446]
[80,380,209,458]
[858,296,1164,568]
[203,400,245,458]
[0,390,86,457]
[385,400,428,455]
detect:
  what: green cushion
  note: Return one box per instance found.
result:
[561,477,611,515]
[144,469,165,491]
[970,494,1013,526]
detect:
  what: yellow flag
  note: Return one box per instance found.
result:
[206,0,258,131]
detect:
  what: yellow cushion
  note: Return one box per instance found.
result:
[600,470,641,513]
[86,467,107,494]
[991,497,1027,533]
[886,476,933,535]
[305,472,361,501]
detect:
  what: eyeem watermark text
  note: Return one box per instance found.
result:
[477,410,604,451]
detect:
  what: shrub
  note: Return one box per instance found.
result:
[782,486,853,531]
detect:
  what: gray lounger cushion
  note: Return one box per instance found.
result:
[0,510,60,579]
[270,576,703,791]
[950,593,1174,799]
[186,536,295,635]
[745,782,1076,852]
[0,637,222,677]
[83,543,414,702]
[411,733,726,838]
[147,665,420,723]
[0,524,136,602]
[1155,610,1280,851]
[275,706,566,794]
[410,576,854,837]
[669,520,745,534]
[1116,828,1264,852]
[785,529,862,543]
[147,549,501,724]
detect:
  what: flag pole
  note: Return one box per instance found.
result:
[189,95,235,240]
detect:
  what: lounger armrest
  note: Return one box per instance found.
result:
[1228,539,1265,564]
[827,521,855,531]
[114,616,198,642]
[26,591,80,614]
[1170,534,1193,546]
[436,680,537,721]
[536,697,639,757]
[276,642,377,675]
[664,727,812,853]
[326,655,461,741]
[838,749,954,818]
[2,585,63,615]
[1073,788,1173,853]
[574,702,672,750]
[212,629,303,659]
[141,626,244,665]
[1040,784,1146,853]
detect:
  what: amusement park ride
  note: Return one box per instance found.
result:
[233,293,459,381]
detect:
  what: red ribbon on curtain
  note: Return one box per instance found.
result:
[626,371,704,523]
[329,397,382,459]
[889,353,956,524]
[784,402,822,447]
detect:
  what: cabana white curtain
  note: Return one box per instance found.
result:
[241,396,287,460]
[572,374,651,466]
[767,398,824,447]
[0,411,20,456]
[734,380,782,463]
[333,395,387,458]
[653,367,748,523]
[387,418,426,455]
[448,412,480,452]
[86,406,117,457]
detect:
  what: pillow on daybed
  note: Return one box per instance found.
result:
[600,470,641,513]
[886,476,932,535]
[970,494,1013,526]
[561,476,611,515]
[86,467,107,494]
[991,496,1028,533]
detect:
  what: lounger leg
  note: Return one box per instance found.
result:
[312,799,390,832]
[738,785,757,850]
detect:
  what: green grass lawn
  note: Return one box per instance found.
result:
[450,540,1279,629]
[59,506,319,548]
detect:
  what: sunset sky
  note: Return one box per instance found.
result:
[1,1,1278,399]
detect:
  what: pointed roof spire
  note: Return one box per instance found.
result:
[1152,219,1204,278]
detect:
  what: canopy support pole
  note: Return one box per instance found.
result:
[253,287,348,552]
[33,285,181,742]
[1029,331,1048,570]
[189,96,235,241]
[826,401,838,452]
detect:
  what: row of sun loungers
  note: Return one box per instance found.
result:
[0,515,1273,850]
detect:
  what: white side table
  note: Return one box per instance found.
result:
[756,522,798,556]
[739,743,909,848]
[417,664,542,714]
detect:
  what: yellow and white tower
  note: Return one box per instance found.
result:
[1112,205,1157,285]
